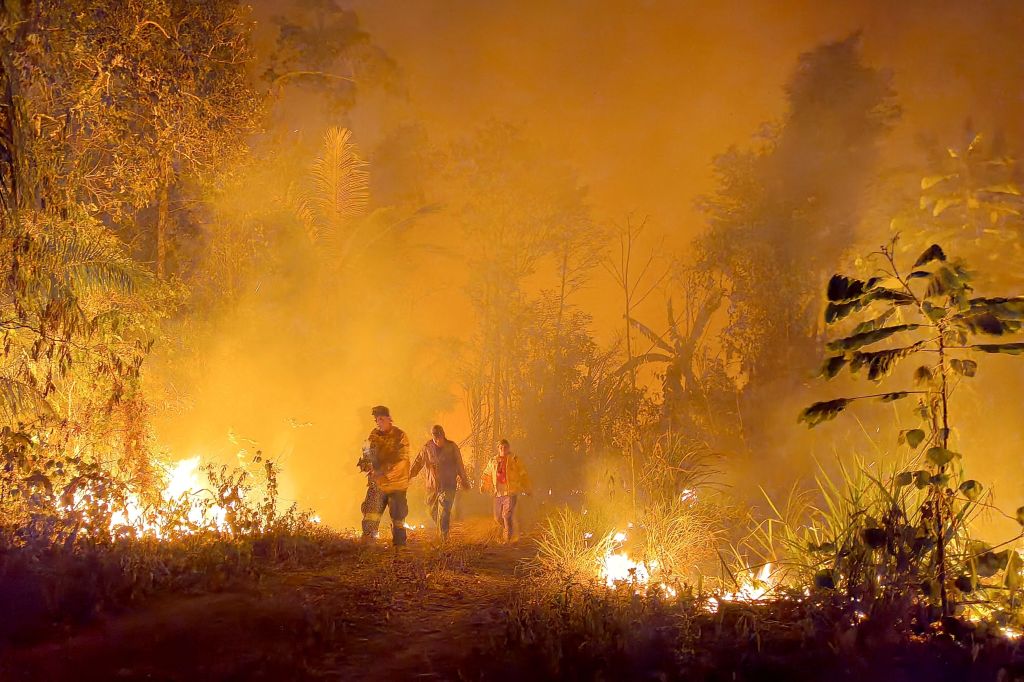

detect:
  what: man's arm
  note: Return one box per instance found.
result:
[516,457,532,495]
[479,457,494,494]
[409,445,426,478]
[454,444,470,489]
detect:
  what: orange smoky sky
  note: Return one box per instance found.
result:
[348,0,1024,242]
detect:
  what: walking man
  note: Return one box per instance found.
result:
[357,405,411,546]
[410,425,470,540]
[480,439,531,543]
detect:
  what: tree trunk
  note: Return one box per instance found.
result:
[155,158,171,278]
[935,329,951,616]
[491,352,501,445]
[1,52,32,211]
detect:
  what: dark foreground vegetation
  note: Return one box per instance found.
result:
[479,590,1024,682]
[6,526,1024,682]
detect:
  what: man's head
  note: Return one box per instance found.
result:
[431,424,446,446]
[497,439,511,456]
[371,405,392,432]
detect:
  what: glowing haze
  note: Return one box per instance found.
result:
[145,0,1024,531]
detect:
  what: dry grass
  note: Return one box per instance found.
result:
[532,507,616,585]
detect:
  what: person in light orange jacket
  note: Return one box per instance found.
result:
[358,405,411,546]
[479,439,531,543]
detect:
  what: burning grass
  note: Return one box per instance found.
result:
[531,433,728,598]
[510,442,1024,681]
[469,581,1024,682]
[0,437,337,647]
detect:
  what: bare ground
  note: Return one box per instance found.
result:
[1,524,533,682]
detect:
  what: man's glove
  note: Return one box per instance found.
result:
[358,441,379,473]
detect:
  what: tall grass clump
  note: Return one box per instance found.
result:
[532,430,727,591]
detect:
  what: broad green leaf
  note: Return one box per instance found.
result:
[926,447,957,467]
[914,244,947,267]
[913,365,933,385]
[925,265,969,300]
[904,429,926,448]
[958,480,983,501]
[922,301,947,322]
[894,471,914,487]
[946,329,969,347]
[914,470,931,489]
[950,358,977,377]
[1016,506,1024,526]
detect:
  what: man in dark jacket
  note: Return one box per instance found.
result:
[410,424,469,540]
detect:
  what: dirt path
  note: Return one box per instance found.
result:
[319,537,533,680]
[2,526,534,682]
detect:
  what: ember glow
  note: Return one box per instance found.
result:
[708,563,776,613]
[86,456,234,538]
[600,550,652,588]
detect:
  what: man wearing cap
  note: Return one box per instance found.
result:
[410,425,470,540]
[359,405,411,546]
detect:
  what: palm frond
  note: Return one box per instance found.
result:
[285,181,318,242]
[22,213,154,298]
[310,127,369,237]
[627,316,672,353]
[0,376,54,422]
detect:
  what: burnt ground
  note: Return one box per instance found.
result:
[1,523,532,682]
